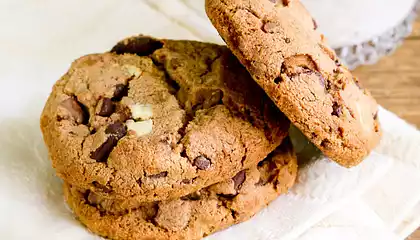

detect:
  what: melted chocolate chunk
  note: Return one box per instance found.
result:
[90,137,118,162]
[98,98,115,117]
[181,179,191,184]
[268,0,290,5]
[335,59,342,67]
[148,171,168,179]
[320,139,332,149]
[332,102,342,117]
[92,181,112,193]
[232,170,246,191]
[274,77,282,84]
[281,54,318,76]
[105,122,127,139]
[193,156,211,170]
[112,84,129,101]
[90,122,127,162]
[180,192,201,201]
[111,36,164,56]
[60,98,90,124]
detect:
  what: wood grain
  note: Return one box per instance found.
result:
[411,17,420,39]
[352,18,420,239]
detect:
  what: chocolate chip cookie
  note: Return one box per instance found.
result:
[40,36,289,202]
[205,0,381,167]
[64,141,298,240]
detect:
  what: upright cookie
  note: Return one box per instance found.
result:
[205,0,381,167]
[64,141,298,240]
[40,36,289,202]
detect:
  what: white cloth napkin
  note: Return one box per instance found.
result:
[0,1,419,239]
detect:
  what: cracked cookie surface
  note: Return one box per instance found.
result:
[205,0,381,167]
[64,141,298,240]
[40,36,289,202]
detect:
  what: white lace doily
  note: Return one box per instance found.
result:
[335,0,420,69]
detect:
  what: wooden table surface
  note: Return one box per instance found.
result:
[352,19,420,239]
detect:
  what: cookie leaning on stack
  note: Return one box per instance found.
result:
[205,0,382,167]
[40,36,297,239]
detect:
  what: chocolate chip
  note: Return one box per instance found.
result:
[90,122,127,162]
[98,98,115,117]
[312,18,318,30]
[374,124,380,133]
[281,54,318,76]
[217,193,237,199]
[111,36,164,56]
[193,156,211,170]
[82,189,91,202]
[180,192,201,201]
[338,127,345,137]
[181,179,191,184]
[112,84,128,101]
[269,0,290,5]
[105,122,127,139]
[232,170,246,191]
[325,79,333,92]
[320,139,332,149]
[148,171,168,179]
[60,98,89,124]
[90,136,118,162]
[335,59,342,67]
[79,103,90,124]
[262,22,277,33]
[86,191,101,206]
[331,102,342,117]
[274,77,282,84]
[92,181,112,193]
[333,68,341,74]
[373,111,378,120]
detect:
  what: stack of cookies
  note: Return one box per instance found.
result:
[40,0,381,239]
